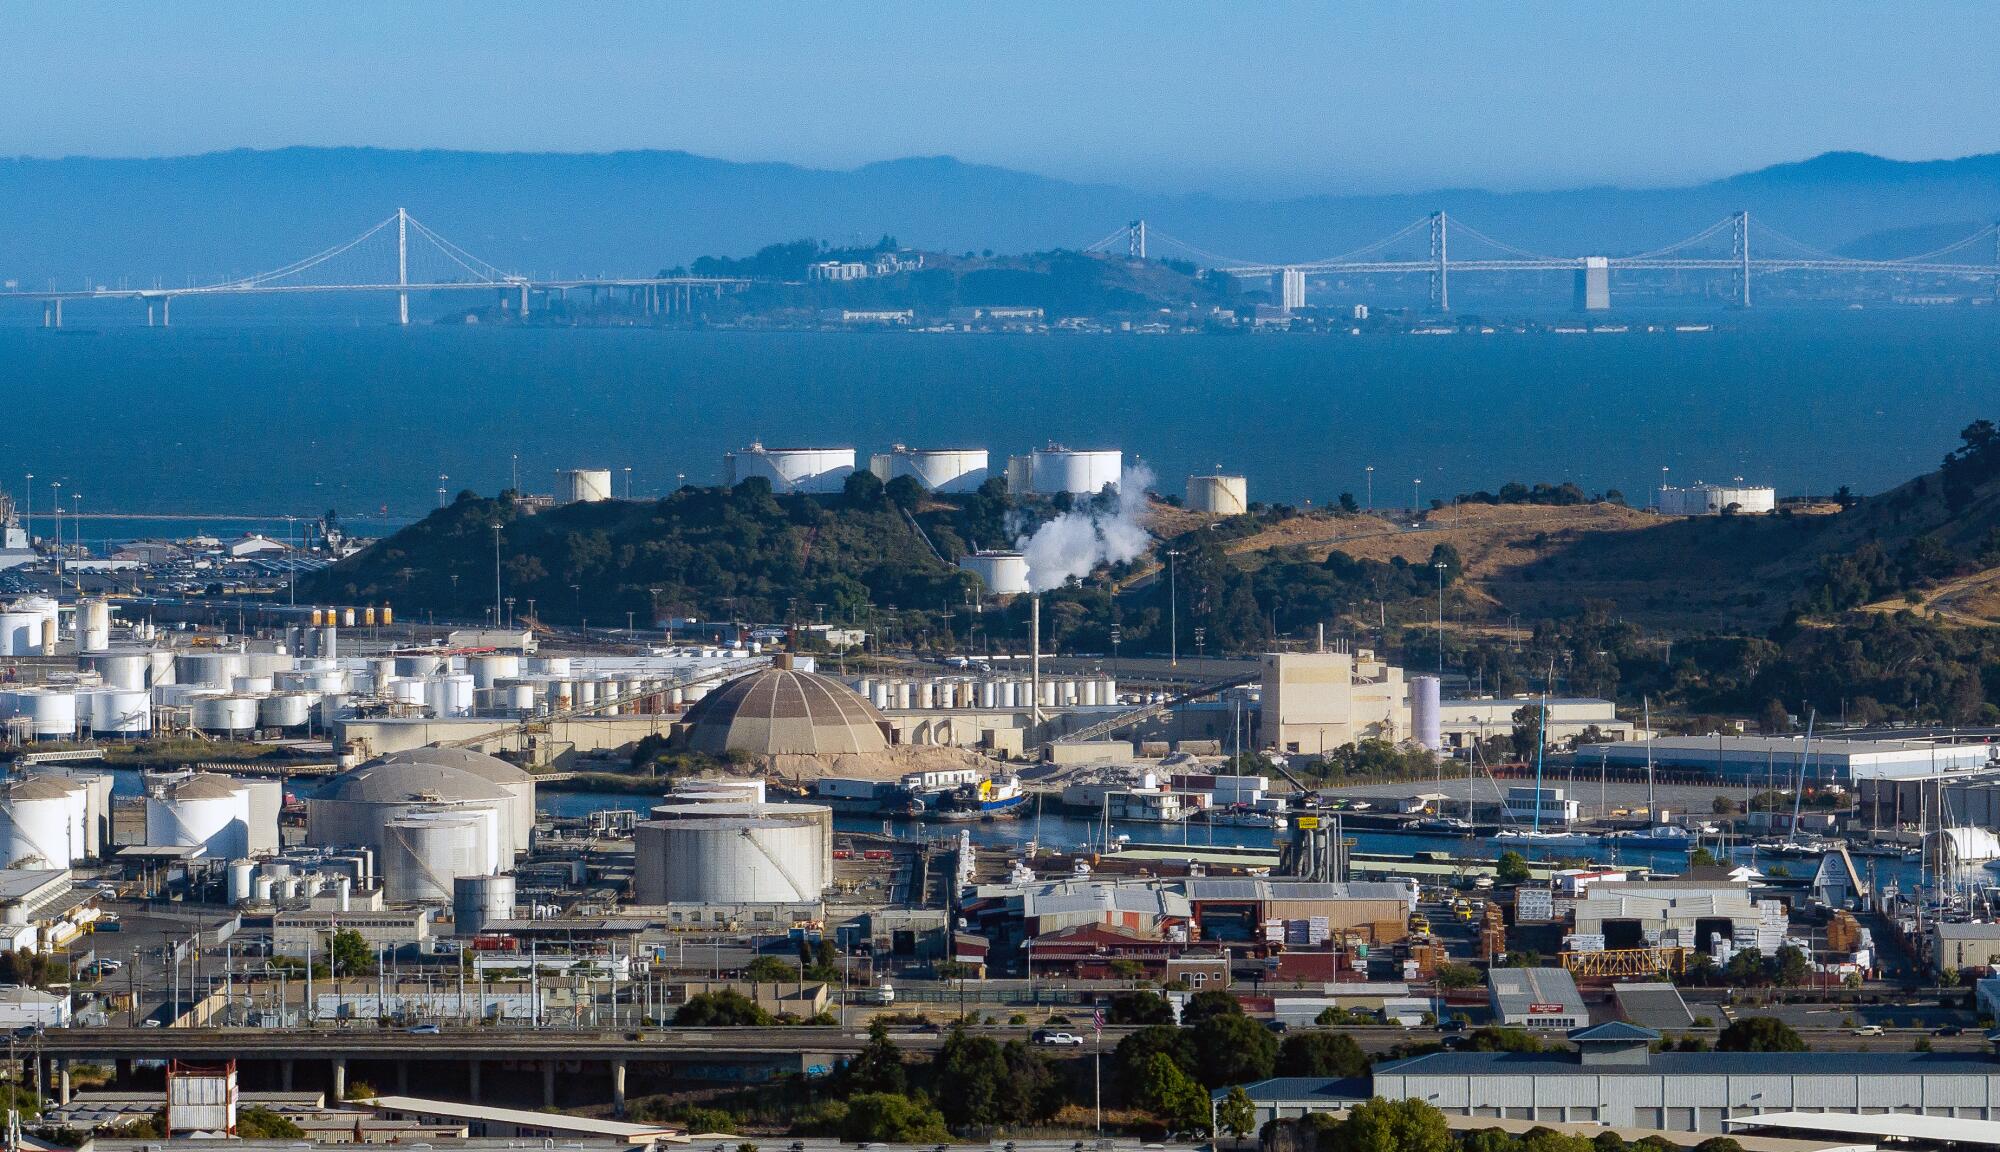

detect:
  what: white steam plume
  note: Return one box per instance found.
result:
[1017,465,1156,592]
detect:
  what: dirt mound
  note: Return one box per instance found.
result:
[759,744,1000,782]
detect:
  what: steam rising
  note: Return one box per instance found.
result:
[1017,465,1156,592]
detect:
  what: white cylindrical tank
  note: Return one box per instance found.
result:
[232,674,275,695]
[469,653,521,689]
[8,689,77,740]
[76,600,111,653]
[634,802,831,903]
[0,779,80,868]
[1026,447,1123,495]
[395,654,443,678]
[228,859,258,904]
[0,612,38,657]
[979,681,996,709]
[868,446,990,493]
[192,695,258,735]
[1411,674,1442,751]
[536,656,572,678]
[380,810,491,904]
[724,443,856,494]
[145,774,251,858]
[453,873,516,936]
[259,693,313,729]
[176,651,246,688]
[958,551,1031,596]
[561,468,614,503]
[91,690,152,736]
[83,650,151,691]
[1187,474,1249,515]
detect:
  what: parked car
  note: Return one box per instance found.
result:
[1852,1025,1884,1036]
[1032,1030,1085,1047]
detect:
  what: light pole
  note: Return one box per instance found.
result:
[622,467,632,500]
[1364,465,1373,512]
[491,524,503,627]
[1435,559,1448,675]
[1412,477,1422,515]
[1659,466,1670,510]
[1166,549,1182,667]
[21,474,30,550]
[49,482,60,560]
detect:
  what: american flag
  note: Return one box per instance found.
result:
[1092,1009,1104,1033]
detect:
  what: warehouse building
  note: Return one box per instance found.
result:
[1583,735,1991,783]
[1437,695,1635,751]
[1373,1022,2000,1132]
[1569,879,1788,954]
[1487,966,1587,1029]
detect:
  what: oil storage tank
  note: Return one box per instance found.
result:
[560,468,613,504]
[1008,446,1123,496]
[308,756,519,862]
[453,873,516,936]
[1411,675,1442,751]
[381,810,493,904]
[0,778,81,868]
[867,446,989,493]
[957,550,1031,596]
[144,774,251,859]
[724,443,855,494]
[634,801,831,903]
[376,748,535,856]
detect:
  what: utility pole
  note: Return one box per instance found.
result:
[492,524,504,628]
[397,208,409,326]
[1435,559,1448,675]
[1166,549,1182,667]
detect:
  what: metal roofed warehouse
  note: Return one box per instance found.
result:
[1581,735,1993,781]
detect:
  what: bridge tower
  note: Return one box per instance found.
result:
[1128,219,1147,261]
[396,207,409,326]
[1730,210,1751,308]
[1428,211,1449,312]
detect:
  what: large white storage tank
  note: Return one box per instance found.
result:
[1013,447,1123,496]
[4,689,78,740]
[145,774,251,859]
[724,443,855,494]
[0,611,40,657]
[192,695,258,735]
[957,550,1031,596]
[1187,474,1249,515]
[376,748,535,855]
[0,779,80,868]
[634,801,832,903]
[1410,675,1442,752]
[82,650,152,692]
[560,468,614,504]
[867,446,990,493]
[176,651,247,688]
[453,873,516,936]
[308,755,527,858]
[381,810,492,904]
[75,600,111,653]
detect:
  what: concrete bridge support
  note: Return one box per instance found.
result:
[612,1059,626,1117]
[331,1057,345,1102]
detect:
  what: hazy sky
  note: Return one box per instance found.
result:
[4,2,1997,195]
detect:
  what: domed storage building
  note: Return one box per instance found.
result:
[375,747,535,855]
[677,664,891,757]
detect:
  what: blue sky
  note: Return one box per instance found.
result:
[3,2,1997,195]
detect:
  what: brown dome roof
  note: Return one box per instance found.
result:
[681,667,889,757]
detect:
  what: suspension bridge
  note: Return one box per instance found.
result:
[5,208,750,326]
[1086,211,2000,310]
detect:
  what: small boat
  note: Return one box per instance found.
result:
[1414,817,1473,833]
[1606,825,1695,850]
[1206,807,1289,830]
[1493,829,1597,845]
[937,774,1027,821]
[1753,838,1831,859]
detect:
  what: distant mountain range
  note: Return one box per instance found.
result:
[2,146,1998,284]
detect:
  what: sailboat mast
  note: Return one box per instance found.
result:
[1790,708,1814,844]
[1533,694,1548,835]
[1644,697,1655,822]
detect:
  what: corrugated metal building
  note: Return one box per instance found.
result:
[1375,1023,2000,1133]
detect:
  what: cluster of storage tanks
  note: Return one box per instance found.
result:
[720,443,1124,497]
[848,674,1122,711]
[633,778,832,904]
[0,641,759,743]
[0,596,122,657]
[225,851,375,908]
[143,772,283,860]
[305,749,535,905]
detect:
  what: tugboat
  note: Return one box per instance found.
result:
[936,774,1027,821]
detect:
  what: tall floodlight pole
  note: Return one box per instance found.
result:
[397,207,410,326]
[1166,549,1182,667]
